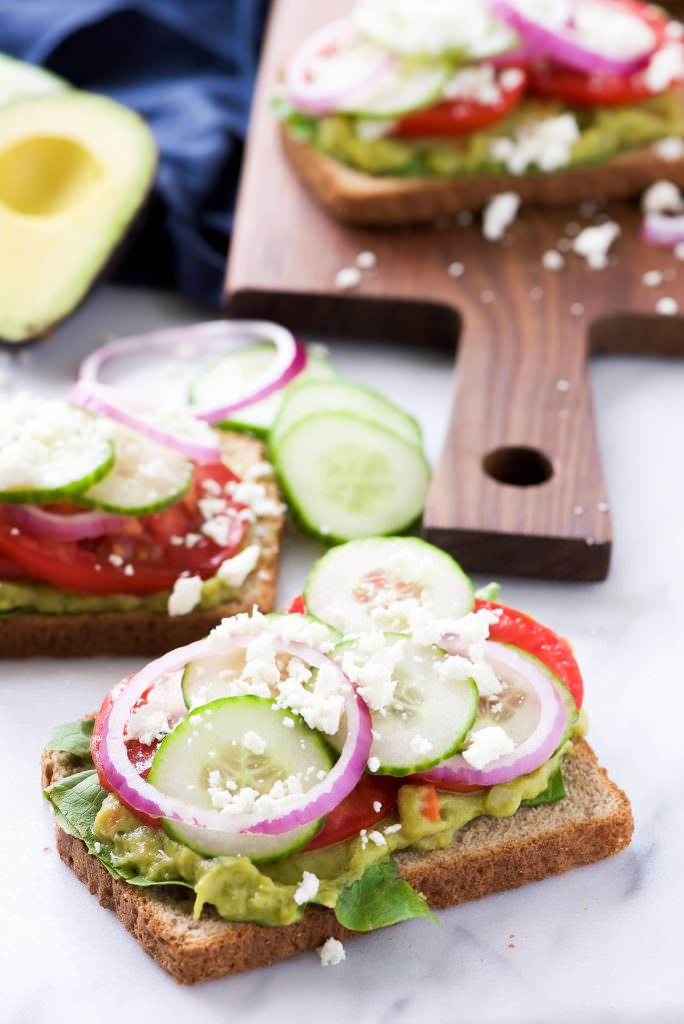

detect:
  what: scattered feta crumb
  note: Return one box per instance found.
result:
[598,501,609,513]
[372,800,382,813]
[448,260,465,278]
[675,242,684,261]
[463,726,515,770]
[656,296,679,316]
[217,544,260,588]
[294,871,319,906]
[653,137,684,162]
[318,937,346,967]
[384,823,402,835]
[368,830,386,847]
[244,461,273,482]
[108,553,123,567]
[491,114,579,175]
[335,267,361,291]
[572,221,620,269]
[542,249,564,271]
[645,44,684,93]
[642,269,664,288]
[242,730,266,755]
[641,180,684,214]
[356,250,376,270]
[368,756,381,773]
[570,302,585,317]
[482,191,520,241]
[168,575,203,616]
[556,378,570,392]
[409,735,433,757]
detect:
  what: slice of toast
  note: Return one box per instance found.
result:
[41,739,633,984]
[0,432,284,657]
[282,128,684,225]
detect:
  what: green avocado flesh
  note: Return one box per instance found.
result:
[89,744,569,927]
[0,89,156,342]
[0,572,237,616]
[283,92,684,178]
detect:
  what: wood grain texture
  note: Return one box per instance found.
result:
[225,0,684,581]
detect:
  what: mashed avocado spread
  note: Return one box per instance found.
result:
[91,744,569,927]
[283,93,684,177]
[0,571,237,616]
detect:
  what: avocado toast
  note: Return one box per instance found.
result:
[42,538,633,982]
[277,0,684,223]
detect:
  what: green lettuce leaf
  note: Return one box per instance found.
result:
[44,770,190,891]
[521,766,566,808]
[47,718,94,759]
[335,861,438,932]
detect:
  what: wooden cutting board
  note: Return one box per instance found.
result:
[225,0,684,581]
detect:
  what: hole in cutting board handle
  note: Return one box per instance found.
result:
[483,446,553,487]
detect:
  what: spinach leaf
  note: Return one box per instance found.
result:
[335,861,438,932]
[44,770,192,892]
[521,767,566,808]
[47,718,94,759]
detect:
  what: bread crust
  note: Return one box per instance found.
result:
[282,128,684,225]
[0,432,284,657]
[42,739,633,984]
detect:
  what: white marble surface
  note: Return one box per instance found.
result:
[1,285,683,1024]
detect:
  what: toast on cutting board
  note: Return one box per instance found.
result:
[41,738,633,984]
[282,128,684,225]
[0,432,284,658]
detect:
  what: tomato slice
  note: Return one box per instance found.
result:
[393,67,527,139]
[287,594,308,615]
[0,462,247,596]
[476,598,583,708]
[91,680,162,828]
[305,774,400,851]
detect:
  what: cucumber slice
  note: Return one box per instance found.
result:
[0,395,114,504]
[79,424,192,515]
[305,537,474,635]
[353,0,518,62]
[270,379,422,452]
[189,343,336,438]
[343,60,450,119]
[181,613,341,709]
[148,696,333,862]
[272,412,430,542]
[333,633,478,775]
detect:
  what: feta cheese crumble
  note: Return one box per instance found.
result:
[572,222,620,269]
[641,180,684,214]
[242,730,266,755]
[217,544,260,588]
[318,937,346,967]
[168,575,203,616]
[490,114,579,175]
[482,192,520,241]
[335,267,362,291]
[409,735,433,757]
[653,137,684,162]
[294,871,319,906]
[463,726,515,770]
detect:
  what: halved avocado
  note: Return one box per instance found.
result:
[0,53,67,105]
[0,91,156,342]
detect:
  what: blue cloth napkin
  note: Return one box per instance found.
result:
[0,0,269,304]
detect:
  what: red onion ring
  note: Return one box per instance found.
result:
[491,0,658,76]
[642,210,684,247]
[98,634,372,836]
[421,640,570,788]
[286,18,395,116]
[2,503,128,541]
[71,321,306,459]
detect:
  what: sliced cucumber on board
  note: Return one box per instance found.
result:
[80,424,192,515]
[148,695,332,862]
[0,398,114,504]
[305,537,474,635]
[343,60,450,119]
[332,633,478,775]
[189,343,336,438]
[272,412,430,543]
[270,378,422,452]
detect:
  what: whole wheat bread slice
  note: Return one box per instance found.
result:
[282,128,684,225]
[41,739,633,984]
[0,432,284,658]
